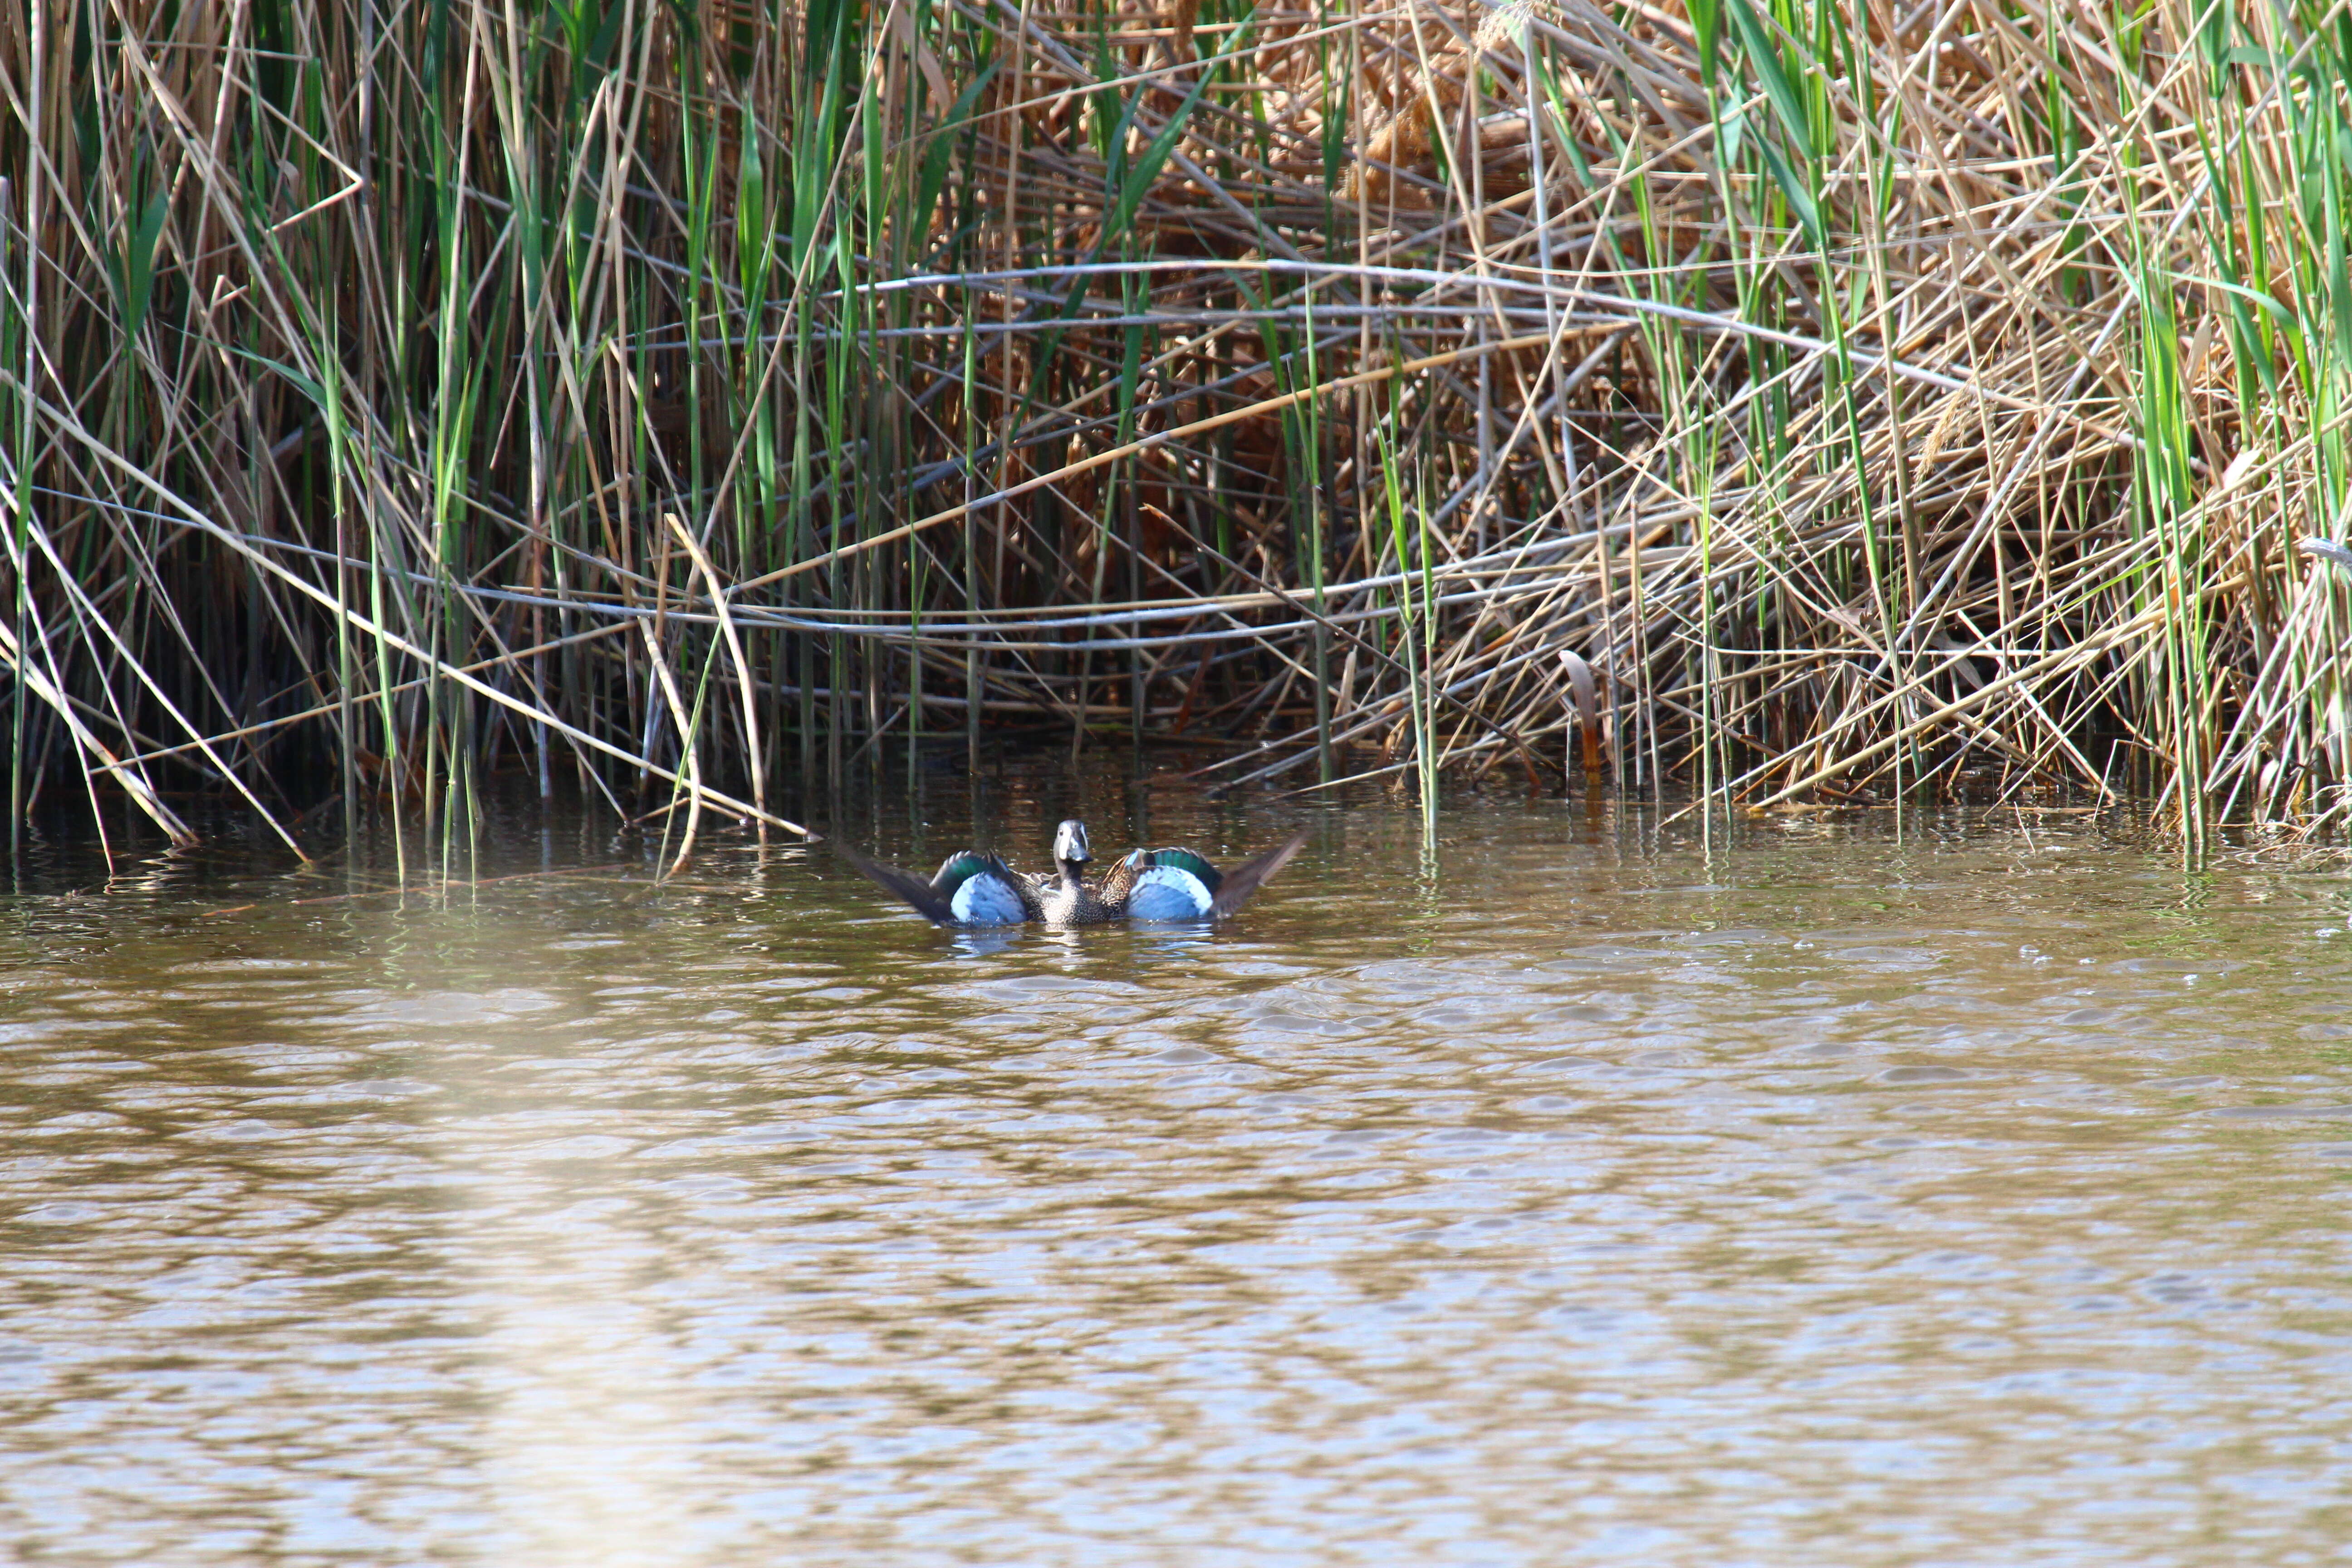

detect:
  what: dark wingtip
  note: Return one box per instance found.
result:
[1210,827,1312,918]
[832,840,957,925]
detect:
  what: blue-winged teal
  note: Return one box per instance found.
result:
[838,819,1308,928]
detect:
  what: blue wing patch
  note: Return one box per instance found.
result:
[1124,865,1213,920]
[950,872,1029,925]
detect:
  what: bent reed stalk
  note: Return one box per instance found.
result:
[7,0,2352,861]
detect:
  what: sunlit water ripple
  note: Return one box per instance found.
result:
[2,786,2349,1565]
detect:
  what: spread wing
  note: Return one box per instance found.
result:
[962,855,1043,924]
[832,841,959,924]
[1101,847,1217,909]
[1209,828,1311,917]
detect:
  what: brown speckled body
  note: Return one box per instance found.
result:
[1031,868,1115,925]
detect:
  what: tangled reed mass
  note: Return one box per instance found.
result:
[6,0,2352,855]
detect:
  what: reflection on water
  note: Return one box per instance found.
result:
[3,778,2351,1565]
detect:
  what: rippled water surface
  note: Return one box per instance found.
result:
[5,779,2352,1565]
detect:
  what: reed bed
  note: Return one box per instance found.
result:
[8,0,2352,861]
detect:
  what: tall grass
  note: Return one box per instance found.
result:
[8,0,2352,861]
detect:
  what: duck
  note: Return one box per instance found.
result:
[835,819,1309,928]
[833,818,1109,927]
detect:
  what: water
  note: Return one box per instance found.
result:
[3,777,2351,1565]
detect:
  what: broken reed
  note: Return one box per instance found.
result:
[8,0,2352,862]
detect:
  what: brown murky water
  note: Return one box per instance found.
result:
[3,774,2350,1565]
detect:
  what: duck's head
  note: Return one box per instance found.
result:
[1053,818,1092,866]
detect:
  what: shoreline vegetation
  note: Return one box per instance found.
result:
[6,0,2352,865]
